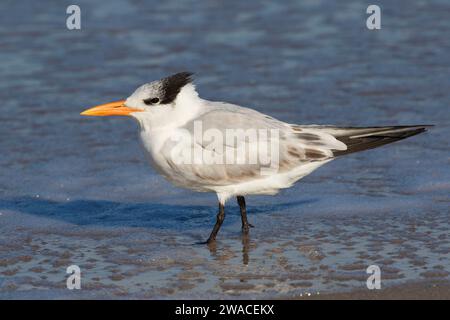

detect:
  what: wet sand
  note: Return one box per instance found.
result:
[0,203,448,299]
[302,280,450,300]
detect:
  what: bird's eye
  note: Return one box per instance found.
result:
[143,97,160,105]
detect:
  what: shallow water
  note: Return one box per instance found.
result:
[0,0,449,299]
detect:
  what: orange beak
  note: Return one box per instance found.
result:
[80,100,142,116]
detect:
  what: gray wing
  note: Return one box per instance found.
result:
[159,102,347,187]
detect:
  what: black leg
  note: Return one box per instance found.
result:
[206,202,225,244]
[237,196,253,233]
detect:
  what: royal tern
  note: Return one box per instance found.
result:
[81,72,431,243]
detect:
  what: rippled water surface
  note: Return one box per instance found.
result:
[0,0,449,298]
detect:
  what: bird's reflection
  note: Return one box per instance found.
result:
[241,233,250,265]
[206,233,252,265]
[206,240,217,255]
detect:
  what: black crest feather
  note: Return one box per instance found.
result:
[160,72,194,104]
